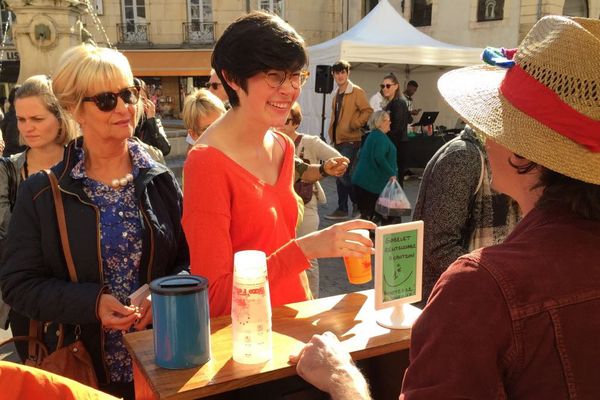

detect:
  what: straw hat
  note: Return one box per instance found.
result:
[438,16,600,184]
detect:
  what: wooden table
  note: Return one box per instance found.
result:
[124,289,419,399]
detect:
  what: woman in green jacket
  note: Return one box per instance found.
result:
[351,110,397,221]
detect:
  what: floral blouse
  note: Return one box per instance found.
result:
[71,139,155,383]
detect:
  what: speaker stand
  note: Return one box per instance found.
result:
[320,92,327,141]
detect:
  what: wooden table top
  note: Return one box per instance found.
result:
[124,289,417,400]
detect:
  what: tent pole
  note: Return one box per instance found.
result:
[320,92,327,141]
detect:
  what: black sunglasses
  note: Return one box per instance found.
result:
[205,82,222,90]
[380,83,395,89]
[82,87,139,112]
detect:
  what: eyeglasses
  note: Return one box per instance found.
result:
[205,82,222,90]
[82,87,139,112]
[380,83,395,89]
[264,70,310,89]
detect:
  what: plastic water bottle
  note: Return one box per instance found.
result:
[231,250,272,364]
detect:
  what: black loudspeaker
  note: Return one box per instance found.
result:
[315,65,334,94]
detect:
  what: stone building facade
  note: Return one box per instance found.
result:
[0,0,596,113]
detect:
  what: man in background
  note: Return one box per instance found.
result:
[325,60,372,220]
[402,80,421,179]
[403,80,421,118]
[205,69,230,109]
[187,70,230,149]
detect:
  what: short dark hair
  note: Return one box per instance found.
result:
[510,157,600,220]
[211,11,307,108]
[331,60,351,73]
[407,80,419,88]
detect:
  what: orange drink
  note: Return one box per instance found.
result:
[343,229,373,284]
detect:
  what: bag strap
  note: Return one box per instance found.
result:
[44,169,78,283]
[0,333,49,362]
[473,146,485,196]
[27,319,46,364]
[293,134,303,148]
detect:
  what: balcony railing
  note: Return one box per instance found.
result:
[182,21,215,45]
[117,23,151,45]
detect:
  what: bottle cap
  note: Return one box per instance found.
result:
[234,250,267,279]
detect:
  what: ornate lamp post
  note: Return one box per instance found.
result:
[4,0,88,82]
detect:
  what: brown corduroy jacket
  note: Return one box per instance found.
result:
[328,80,373,144]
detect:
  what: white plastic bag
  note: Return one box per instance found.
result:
[375,178,411,218]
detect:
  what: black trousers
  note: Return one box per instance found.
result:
[354,184,403,225]
[354,185,379,221]
[389,135,409,188]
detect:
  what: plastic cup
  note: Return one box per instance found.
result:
[343,229,372,284]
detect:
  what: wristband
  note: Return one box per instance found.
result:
[319,163,330,177]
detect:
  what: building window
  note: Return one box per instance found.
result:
[189,0,212,23]
[563,0,588,17]
[92,0,104,15]
[364,0,378,16]
[0,4,14,46]
[410,0,432,27]
[258,0,285,17]
[123,0,146,21]
[120,0,149,43]
[477,0,504,22]
[184,0,215,44]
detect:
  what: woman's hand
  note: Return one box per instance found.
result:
[296,219,376,260]
[132,296,152,331]
[323,156,349,177]
[98,294,140,331]
[144,98,156,118]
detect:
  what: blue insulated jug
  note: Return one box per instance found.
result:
[150,275,210,369]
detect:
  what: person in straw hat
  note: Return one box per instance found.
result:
[288,15,600,399]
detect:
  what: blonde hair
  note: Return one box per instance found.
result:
[52,44,135,119]
[182,88,226,136]
[15,75,78,146]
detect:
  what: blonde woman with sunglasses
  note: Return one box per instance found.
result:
[0,44,189,399]
[183,12,375,317]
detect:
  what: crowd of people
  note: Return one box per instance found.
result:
[0,10,598,400]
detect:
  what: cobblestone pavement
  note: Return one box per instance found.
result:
[317,173,422,298]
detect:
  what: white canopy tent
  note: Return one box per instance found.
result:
[298,0,484,137]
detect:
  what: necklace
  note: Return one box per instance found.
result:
[110,173,134,188]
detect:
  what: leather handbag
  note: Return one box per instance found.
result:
[0,170,99,388]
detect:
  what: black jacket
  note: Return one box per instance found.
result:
[1,106,26,157]
[385,96,412,143]
[134,115,171,156]
[0,138,188,384]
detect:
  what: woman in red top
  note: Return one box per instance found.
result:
[183,12,375,317]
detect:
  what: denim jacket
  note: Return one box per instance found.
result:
[401,206,600,399]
